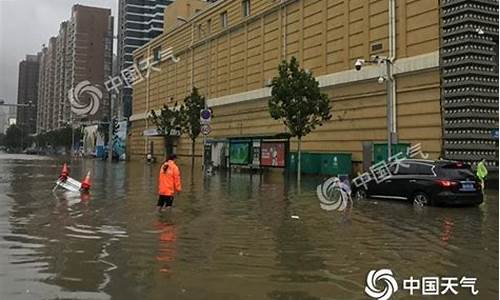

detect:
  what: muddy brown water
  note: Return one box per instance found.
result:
[0,154,498,299]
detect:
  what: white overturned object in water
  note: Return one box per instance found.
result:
[55,176,81,192]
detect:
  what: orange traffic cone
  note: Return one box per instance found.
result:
[59,163,69,180]
[80,171,91,191]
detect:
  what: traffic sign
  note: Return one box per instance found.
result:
[201,124,212,136]
[200,108,212,124]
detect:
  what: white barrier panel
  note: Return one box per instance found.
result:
[55,176,81,192]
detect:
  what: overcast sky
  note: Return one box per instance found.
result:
[0,0,118,105]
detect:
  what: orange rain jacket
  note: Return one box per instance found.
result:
[158,160,182,196]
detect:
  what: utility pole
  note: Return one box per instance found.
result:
[353,57,395,159]
[385,59,394,159]
[70,112,75,159]
[108,94,115,163]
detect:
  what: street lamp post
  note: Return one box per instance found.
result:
[354,57,396,159]
[108,94,116,163]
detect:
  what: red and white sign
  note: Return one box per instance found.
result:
[201,124,212,135]
[261,142,285,167]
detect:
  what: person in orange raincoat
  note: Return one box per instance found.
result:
[157,154,182,212]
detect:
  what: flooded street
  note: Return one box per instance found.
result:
[0,154,498,300]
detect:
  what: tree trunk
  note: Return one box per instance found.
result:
[163,136,168,160]
[191,138,196,167]
[164,136,173,160]
[297,137,302,184]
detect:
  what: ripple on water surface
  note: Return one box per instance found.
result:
[0,157,498,299]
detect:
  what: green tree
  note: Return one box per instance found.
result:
[4,125,23,151]
[268,57,332,182]
[181,87,206,166]
[150,102,183,159]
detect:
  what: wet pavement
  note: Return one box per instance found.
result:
[0,154,498,300]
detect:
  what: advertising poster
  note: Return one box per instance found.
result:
[229,142,250,165]
[113,121,127,160]
[261,142,285,167]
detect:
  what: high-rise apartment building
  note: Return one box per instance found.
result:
[36,4,113,133]
[117,0,172,118]
[441,0,499,167]
[37,38,56,133]
[54,21,69,129]
[16,54,40,134]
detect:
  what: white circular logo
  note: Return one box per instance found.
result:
[316,177,350,211]
[365,269,398,300]
[68,80,102,116]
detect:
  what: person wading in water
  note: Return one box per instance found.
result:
[157,154,182,212]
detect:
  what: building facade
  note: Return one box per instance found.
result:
[117,0,173,118]
[440,0,499,169]
[16,54,40,134]
[37,38,57,133]
[130,0,498,172]
[36,5,114,134]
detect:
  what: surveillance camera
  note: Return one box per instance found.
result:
[377,76,386,84]
[354,59,365,71]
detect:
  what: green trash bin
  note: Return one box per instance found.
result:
[302,153,321,174]
[373,143,410,164]
[287,152,322,174]
[288,152,298,172]
[320,153,352,176]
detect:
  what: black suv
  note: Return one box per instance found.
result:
[353,159,483,206]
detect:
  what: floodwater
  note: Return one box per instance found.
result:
[0,154,498,300]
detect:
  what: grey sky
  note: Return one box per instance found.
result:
[0,0,118,105]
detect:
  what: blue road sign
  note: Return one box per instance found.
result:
[200,109,212,124]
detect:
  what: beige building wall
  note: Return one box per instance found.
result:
[131,0,442,171]
[164,0,208,32]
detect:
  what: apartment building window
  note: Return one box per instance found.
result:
[198,24,203,38]
[153,46,161,62]
[220,11,228,28]
[242,0,250,17]
[136,55,145,69]
[207,19,211,34]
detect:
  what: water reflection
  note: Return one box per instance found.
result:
[154,217,177,274]
[0,156,498,299]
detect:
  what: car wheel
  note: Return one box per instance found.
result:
[412,192,432,206]
[354,188,367,200]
